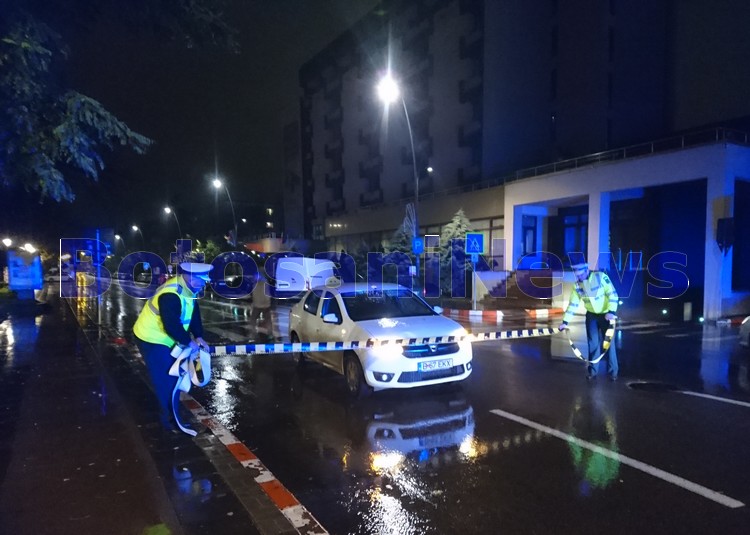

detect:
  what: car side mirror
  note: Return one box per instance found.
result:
[433,306,444,315]
[322,313,340,324]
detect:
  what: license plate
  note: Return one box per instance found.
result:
[418,358,453,372]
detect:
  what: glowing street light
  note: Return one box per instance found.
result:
[114,234,126,251]
[377,71,421,279]
[212,177,238,246]
[1,238,11,248]
[163,206,183,238]
[22,243,36,254]
[131,225,145,247]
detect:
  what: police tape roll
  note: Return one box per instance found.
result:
[564,319,616,365]
[209,327,559,356]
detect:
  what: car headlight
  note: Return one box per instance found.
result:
[370,343,404,359]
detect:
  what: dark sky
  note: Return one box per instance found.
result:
[8,0,378,249]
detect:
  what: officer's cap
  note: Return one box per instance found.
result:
[179,262,213,281]
[571,261,588,271]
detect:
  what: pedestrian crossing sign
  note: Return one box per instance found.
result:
[465,233,484,254]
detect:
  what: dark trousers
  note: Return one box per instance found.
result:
[585,312,618,378]
[135,337,177,426]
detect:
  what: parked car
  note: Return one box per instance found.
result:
[740,316,750,349]
[289,282,473,397]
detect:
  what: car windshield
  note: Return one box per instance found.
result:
[340,289,436,321]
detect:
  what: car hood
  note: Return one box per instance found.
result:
[354,315,466,340]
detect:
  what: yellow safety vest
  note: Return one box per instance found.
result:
[562,271,618,323]
[133,277,196,347]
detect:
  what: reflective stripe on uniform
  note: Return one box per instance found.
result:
[133,278,195,346]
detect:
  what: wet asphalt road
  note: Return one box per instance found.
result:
[81,282,750,533]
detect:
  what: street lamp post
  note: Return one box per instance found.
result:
[114,234,126,252]
[212,178,238,247]
[377,72,421,281]
[131,225,145,248]
[163,206,183,238]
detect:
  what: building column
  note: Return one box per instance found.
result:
[703,171,734,320]
[587,192,611,270]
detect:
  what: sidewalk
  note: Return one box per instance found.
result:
[0,294,268,535]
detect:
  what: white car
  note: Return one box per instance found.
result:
[289,283,473,397]
[740,316,750,348]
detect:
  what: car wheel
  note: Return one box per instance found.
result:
[344,352,372,399]
[291,332,306,367]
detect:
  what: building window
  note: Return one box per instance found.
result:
[562,210,588,259]
[522,215,537,255]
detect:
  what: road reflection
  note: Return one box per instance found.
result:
[567,394,620,495]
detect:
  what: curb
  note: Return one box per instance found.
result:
[183,396,329,535]
[443,308,505,322]
[525,308,564,319]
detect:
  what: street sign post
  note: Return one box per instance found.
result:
[466,233,484,310]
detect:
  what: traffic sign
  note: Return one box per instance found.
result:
[465,233,484,254]
[412,237,424,255]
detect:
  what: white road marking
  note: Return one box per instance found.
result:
[489,408,744,509]
[678,391,750,408]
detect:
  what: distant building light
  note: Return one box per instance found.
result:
[266,221,274,228]
[266,208,273,216]
[1,238,11,247]
[23,243,36,253]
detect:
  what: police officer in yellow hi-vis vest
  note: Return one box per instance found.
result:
[134,262,213,430]
[559,261,619,381]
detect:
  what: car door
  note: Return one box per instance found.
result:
[299,291,323,362]
[316,291,345,372]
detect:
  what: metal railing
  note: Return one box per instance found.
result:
[359,127,749,211]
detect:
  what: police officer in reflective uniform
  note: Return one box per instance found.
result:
[134,262,213,429]
[559,261,619,381]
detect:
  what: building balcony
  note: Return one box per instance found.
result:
[324,76,342,98]
[324,107,342,130]
[460,28,483,59]
[459,75,482,103]
[324,138,343,159]
[325,169,344,188]
[326,198,346,216]
[458,164,481,184]
[458,120,482,146]
[359,154,383,176]
[403,18,431,46]
[360,188,384,207]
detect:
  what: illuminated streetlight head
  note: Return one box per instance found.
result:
[377,74,400,105]
[23,243,36,253]
[241,218,247,223]
[427,166,433,173]
[164,206,172,214]
[212,178,223,189]
[115,234,121,240]
[132,225,139,232]
[2,238,11,247]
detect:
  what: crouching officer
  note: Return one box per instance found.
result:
[559,261,619,381]
[134,262,213,430]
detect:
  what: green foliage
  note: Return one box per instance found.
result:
[0,1,236,202]
[386,223,410,254]
[200,239,222,263]
[437,208,474,294]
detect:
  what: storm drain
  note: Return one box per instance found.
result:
[627,381,680,392]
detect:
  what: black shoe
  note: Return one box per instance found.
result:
[609,375,618,382]
[586,374,596,382]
